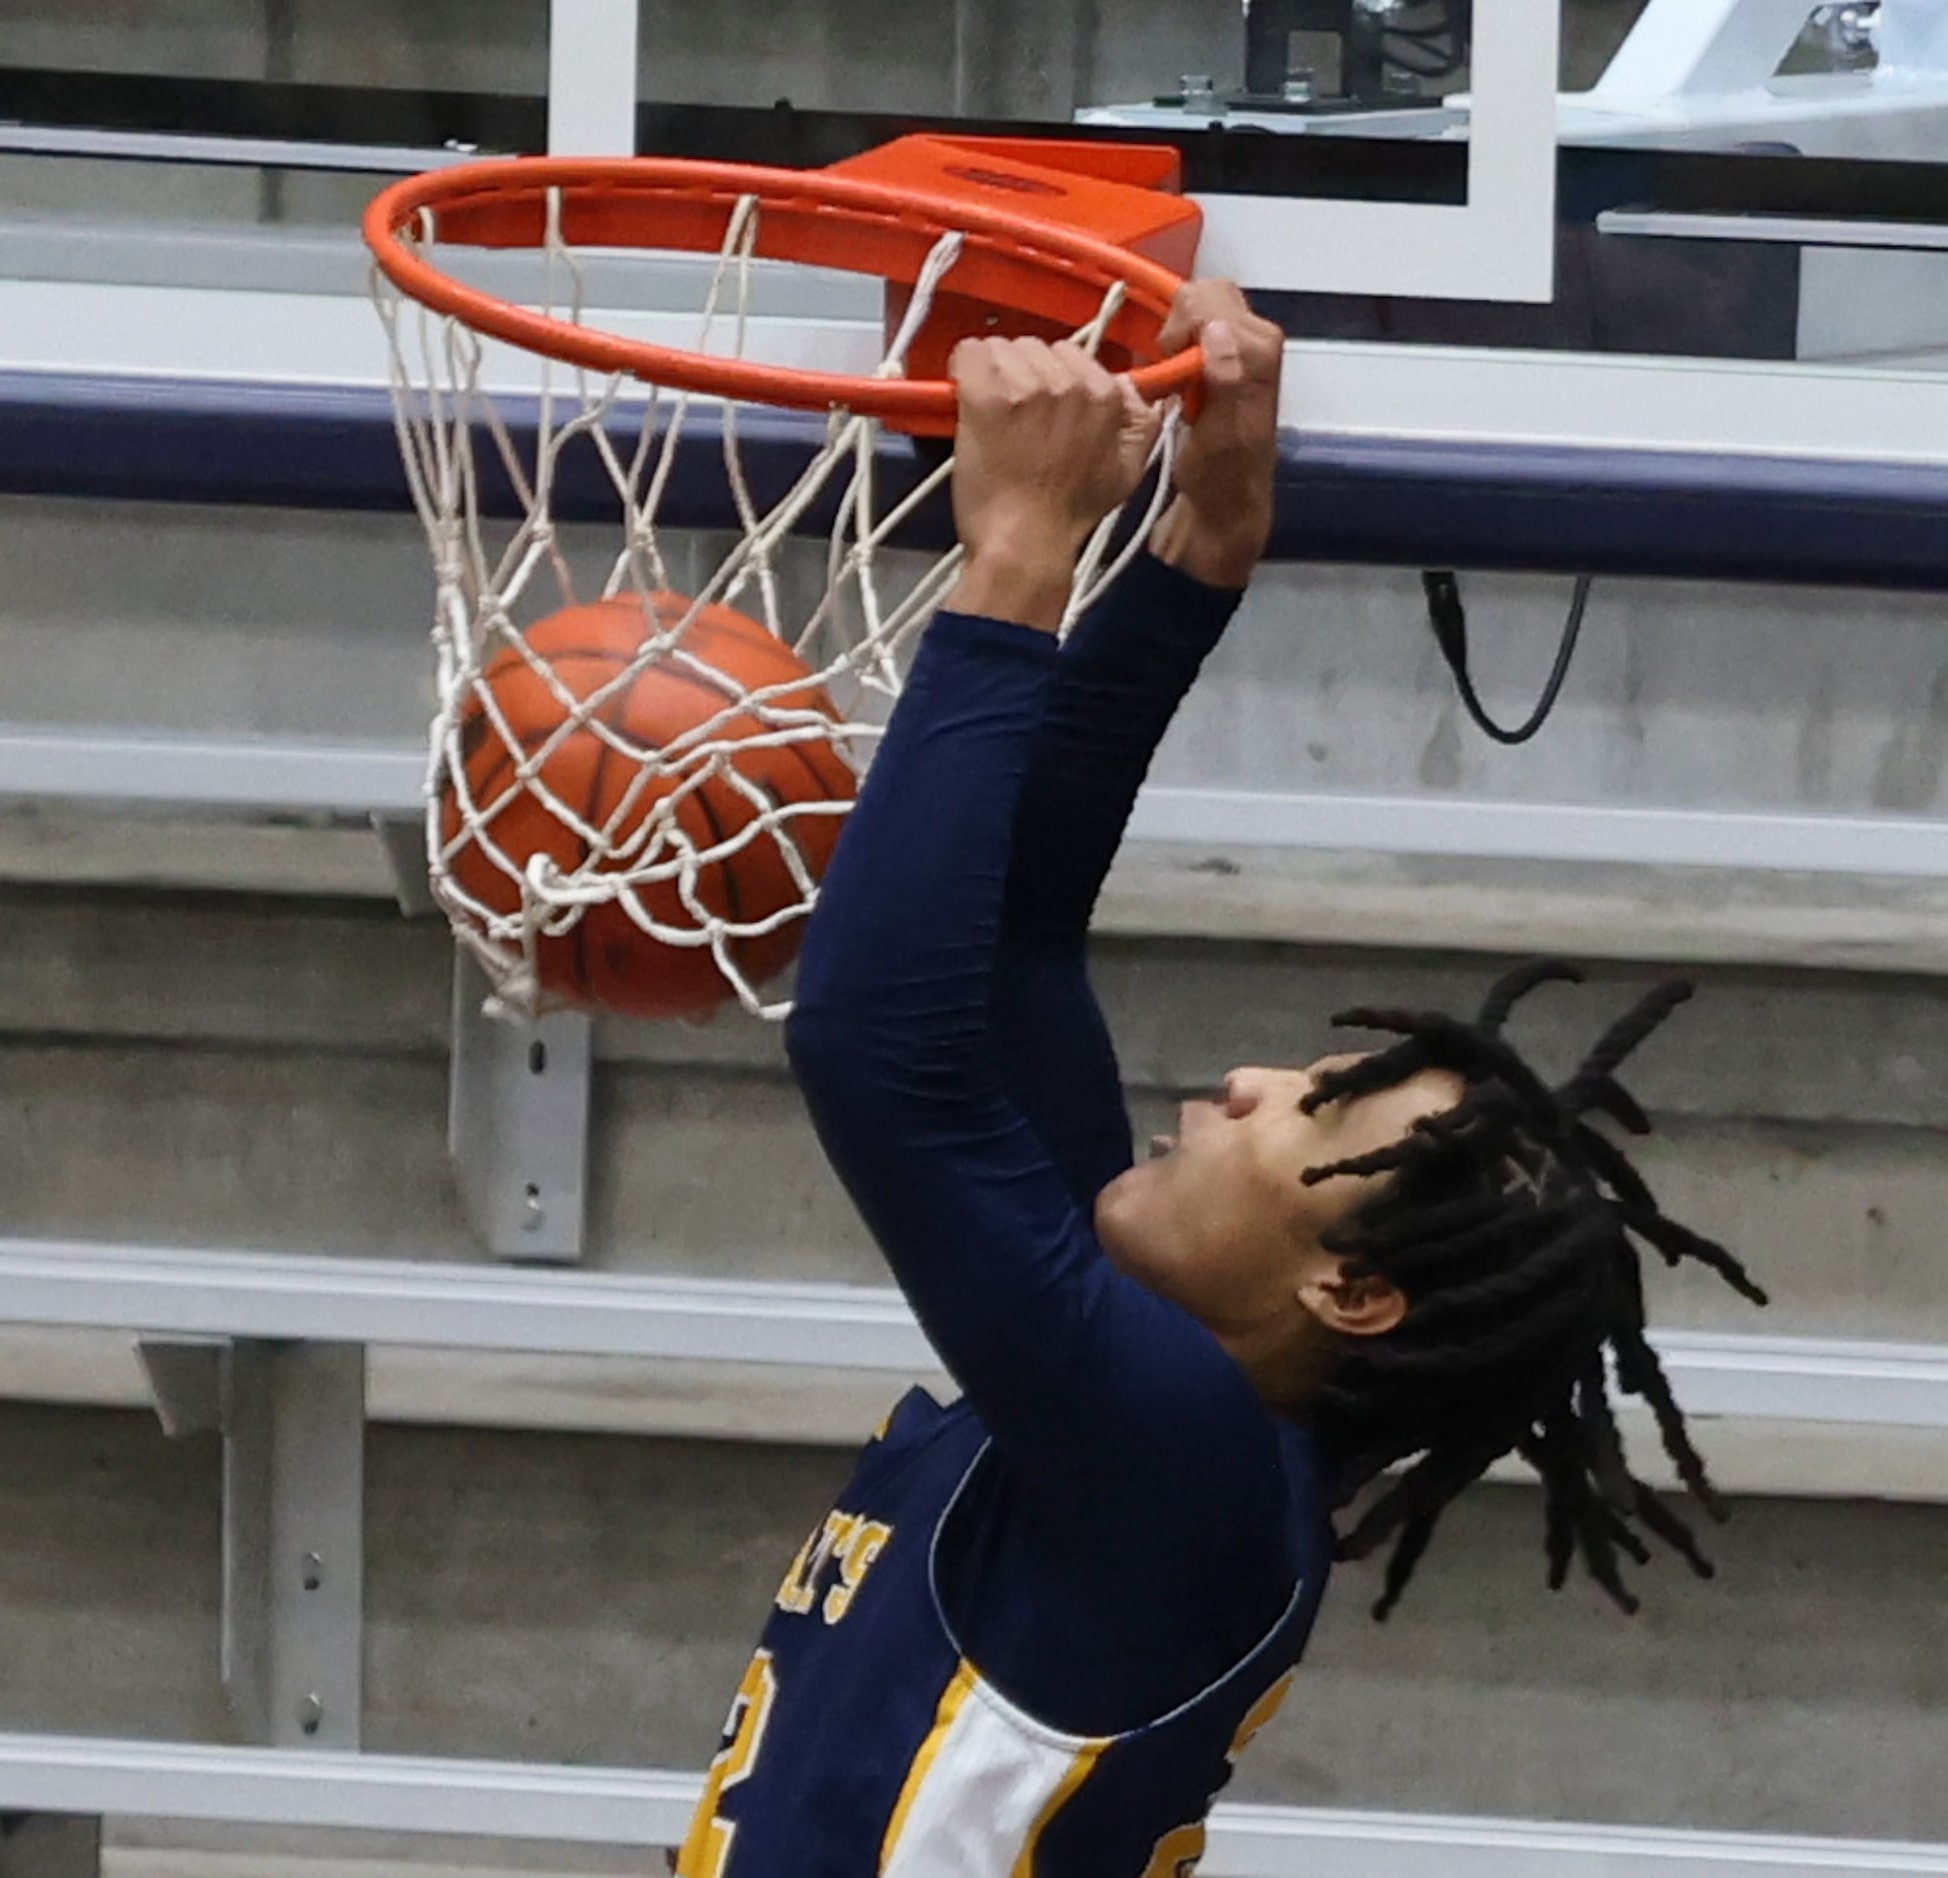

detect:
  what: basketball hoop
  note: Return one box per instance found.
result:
[365,141,1200,1022]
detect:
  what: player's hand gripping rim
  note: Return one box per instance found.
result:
[945,337,1163,636]
[1151,281,1285,590]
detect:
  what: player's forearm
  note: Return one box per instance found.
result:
[788,608,1057,1074]
[943,532,1080,637]
[1001,551,1243,951]
[1149,492,1271,592]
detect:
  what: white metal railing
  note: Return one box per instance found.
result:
[1,1733,1945,1875]
[0,1237,1943,1434]
[11,725,1948,883]
[1,1263,1943,1873]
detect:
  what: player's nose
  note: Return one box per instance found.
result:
[1222,1067,1278,1116]
[1230,1064,1327,1116]
[1178,1097,1217,1137]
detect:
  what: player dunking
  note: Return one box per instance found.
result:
[674,283,1767,1877]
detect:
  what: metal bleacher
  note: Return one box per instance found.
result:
[8,1736,1948,1876]
[0,1237,1945,1873]
[6,0,1948,1871]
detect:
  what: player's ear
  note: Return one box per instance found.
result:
[1298,1264,1407,1339]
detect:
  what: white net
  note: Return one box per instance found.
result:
[376,183,1179,1022]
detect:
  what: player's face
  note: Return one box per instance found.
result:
[1093,1054,1462,1364]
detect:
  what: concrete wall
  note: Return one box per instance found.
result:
[2,879,1948,1848]
[9,885,1948,1351]
[11,493,1948,829]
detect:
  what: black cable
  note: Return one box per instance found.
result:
[1422,571,1595,746]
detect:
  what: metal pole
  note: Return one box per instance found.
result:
[548,0,643,157]
[1245,0,1297,98]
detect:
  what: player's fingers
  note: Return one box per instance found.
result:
[1157,278,1255,357]
[1039,340,1087,395]
[947,335,988,387]
[949,338,1006,430]
[1043,341,1117,407]
[1116,374,1164,469]
[1199,319,1247,391]
[1064,343,1130,412]
[988,336,1058,404]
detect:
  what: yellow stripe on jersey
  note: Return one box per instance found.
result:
[879,1661,979,1871]
[1010,1733,1108,1878]
[1230,1671,1293,1756]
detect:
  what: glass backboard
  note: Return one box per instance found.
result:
[4,0,1948,550]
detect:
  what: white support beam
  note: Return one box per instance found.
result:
[1590,0,1816,101]
[0,1739,691,1849]
[1182,0,1563,301]
[0,1239,1944,1434]
[1653,1329,1948,1430]
[10,313,1948,472]
[0,1239,935,1372]
[1123,788,1948,883]
[134,1338,224,1439]
[0,126,492,173]
[0,1735,1944,1874]
[547,0,641,158]
[221,1344,366,1751]
[1597,210,1948,253]
[0,729,421,820]
[448,955,592,1265]
[1203,1801,1948,1876]
[12,727,1948,885]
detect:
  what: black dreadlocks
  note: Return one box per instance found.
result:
[1297,961,1768,1621]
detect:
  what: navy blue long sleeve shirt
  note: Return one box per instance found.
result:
[786,552,1331,1741]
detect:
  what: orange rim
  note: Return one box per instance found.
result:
[363,156,1202,423]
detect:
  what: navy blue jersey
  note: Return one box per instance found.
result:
[678,556,1334,1876]
[676,1389,1328,1877]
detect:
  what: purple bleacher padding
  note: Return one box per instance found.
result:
[4,370,1947,589]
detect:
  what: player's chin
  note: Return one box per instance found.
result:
[1093,1165,1170,1284]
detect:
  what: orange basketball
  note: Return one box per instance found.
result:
[443,593,857,1019]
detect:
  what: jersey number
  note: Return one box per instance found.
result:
[1139,1672,1295,1878]
[1140,1825,1204,1877]
[676,1651,778,1878]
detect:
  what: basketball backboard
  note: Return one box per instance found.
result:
[7,0,1948,954]
[4,0,1948,562]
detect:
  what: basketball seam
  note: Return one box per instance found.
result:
[689,778,744,927]
[458,618,851,1012]
[580,647,643,997]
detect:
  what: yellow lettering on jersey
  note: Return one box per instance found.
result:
[675,1649,778,1878]
[821,1518,892,1625]
[1139,1824,1205,1878]
[772,1529,821,1616]
[774,1512,849,1616]
[773,1508,893,1624]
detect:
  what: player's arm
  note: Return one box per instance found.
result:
[993,288,1286,1203]
[786,343,1256,1465]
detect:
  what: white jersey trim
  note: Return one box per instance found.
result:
[879,1661,1107,1877]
